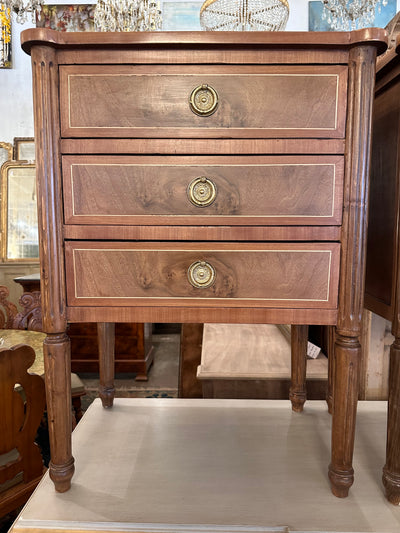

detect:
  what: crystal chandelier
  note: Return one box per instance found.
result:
[200,0,289,31]
[94,0,162,32]
[322,0,388,31]
[3,0,43,24]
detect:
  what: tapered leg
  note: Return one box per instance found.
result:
[289,325,308,412]
[382,334,400,504]
[44,333,75,493]
[98,322,115,408]
[179,323,204,398]
[327,43,377,497]
[328,333,360,497]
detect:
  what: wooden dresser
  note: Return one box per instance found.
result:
[21,29,386,498]
[365,35,400,505]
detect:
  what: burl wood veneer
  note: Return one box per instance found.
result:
[21,29,387,498]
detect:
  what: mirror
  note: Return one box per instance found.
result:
[1,161,39,262]
[0,142,12,168]
[13,138,35,162]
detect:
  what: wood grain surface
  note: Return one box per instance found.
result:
[62,155,343,226]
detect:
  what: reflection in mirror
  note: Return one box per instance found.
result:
[1,161,38,262]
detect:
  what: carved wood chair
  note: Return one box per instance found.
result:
[0,285,86,423]
[0,344,46,517]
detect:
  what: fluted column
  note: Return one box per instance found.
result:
[328,43,377,498]
[31,45,74,492]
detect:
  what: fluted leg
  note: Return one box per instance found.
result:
[328,332,360,498]
[327,42,377,497]
[44,333,75,493]
[98,322,115,408]
[326,326,336,414]
[382,335,400,504]
[289,325,308,412]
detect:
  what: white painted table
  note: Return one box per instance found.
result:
[10,399,400,533]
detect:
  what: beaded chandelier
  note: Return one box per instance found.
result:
[94,0,162,32]
[199,0,289,31]
[322,0,388,31]
[3,0,43,24]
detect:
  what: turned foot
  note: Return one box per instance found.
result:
[383,467,400,505]
[328,464,354,498]
[289,389,306,412]
[135,373,148,382]
[290,325,308,413]
[98,322,115,409]
[49,457,75,493]
[99,385,115,408]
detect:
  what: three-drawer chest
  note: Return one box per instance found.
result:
[21,28,387,498]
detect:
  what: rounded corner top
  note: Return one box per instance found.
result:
[20,28,65,55]
[349,27,388,55]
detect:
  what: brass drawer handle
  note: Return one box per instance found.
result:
[188,260,216,289]
[187,176,217,207]
[189,84,219,116]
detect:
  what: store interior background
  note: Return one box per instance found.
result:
[1,0,399,399]
[2,3,400,531]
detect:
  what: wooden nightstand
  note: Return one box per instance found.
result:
[21,29,386,499]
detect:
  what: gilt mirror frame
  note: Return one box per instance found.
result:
[0,160,39,263]
[0,142,13,168]
[13,137,35,161]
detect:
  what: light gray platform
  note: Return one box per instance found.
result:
[11,399,400,533]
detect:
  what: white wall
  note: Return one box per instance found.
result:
[0,0,399,144]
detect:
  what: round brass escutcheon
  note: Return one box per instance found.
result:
[187,260,216,289]
[189,84,219,117]
[187,176,217,207]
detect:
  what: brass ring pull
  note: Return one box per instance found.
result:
[187,176,217,207]
[188,260,216,289]
[189,84,219,116]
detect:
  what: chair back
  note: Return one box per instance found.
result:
[0,344,46,513]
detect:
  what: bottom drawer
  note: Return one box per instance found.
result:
[65,242,340,309]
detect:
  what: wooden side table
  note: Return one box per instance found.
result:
[21,29,387,499]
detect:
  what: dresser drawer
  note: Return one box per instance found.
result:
[62,155,344,226]
[65,242,340,309]
[59,65,347,139]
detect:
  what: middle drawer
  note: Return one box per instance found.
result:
[62,155,344,226]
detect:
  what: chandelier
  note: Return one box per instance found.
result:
[3,0,43,24]
[322,0,388,31]
[200,0,289,31]
[94,0,162,31]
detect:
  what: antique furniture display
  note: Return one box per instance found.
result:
[0,141,12,167]
[0,284,86,424]
[197,323,328,400]
[0,161,39,262]
[21,28,387,498]
[13,273,154,377]
[364,34,400,506]
[0,344,46,517]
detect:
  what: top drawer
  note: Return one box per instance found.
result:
[59,65,348,139]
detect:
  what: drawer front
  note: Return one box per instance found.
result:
[62,155,344,226]
[65,242,340,309]
[60,65,347,138]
